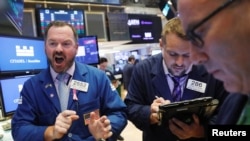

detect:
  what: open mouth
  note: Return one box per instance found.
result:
[55,56,64,64]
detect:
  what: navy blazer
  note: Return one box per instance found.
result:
[216,93,248,124]
[123,63,134,90]
[124,54,229,141]
[12,62,127,141]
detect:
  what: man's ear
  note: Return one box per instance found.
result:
[159,38,164,50]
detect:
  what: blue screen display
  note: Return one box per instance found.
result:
[162,4,170,17]
[37,8,85,37]
[0,75,32,116]
[75,36,99,65]
[0,35,48,75]
[1,0,24,34]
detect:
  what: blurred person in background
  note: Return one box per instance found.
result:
[98,57,125,141]
[123,55,136,91]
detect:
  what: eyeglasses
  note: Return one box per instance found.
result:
[186,0,236,47]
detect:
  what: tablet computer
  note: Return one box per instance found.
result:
[158,97,219,125]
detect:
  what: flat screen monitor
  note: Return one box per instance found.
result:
[75,36,100,65]
[0,35,48,76]
[49,0,121,5]
[36,8,85,37]
[107,12,130,41]
[0,0,24,34]
[0,75,33,117]
[127,14,162,43]
[162,4,170,17]
[159,0,176,20]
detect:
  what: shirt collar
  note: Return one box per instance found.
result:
[50,62,75,82]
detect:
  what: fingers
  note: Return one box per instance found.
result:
[101,120,112,139]
[154,97,166,103]
[99,116,112,137]
[150,97,170,124]
[151,97,170,114]
[59,110,79,124]
[170,118,187,129]
[89,112,96,125]
[169,116,204,139]
[89,112,100,125]
[68,114,79,121]
[88,113,113,140]
[192,114,200,124]
[53,110,79,137]
[169,119,187,139]
[151,97,165,112]
[103,130,113,139]
[150,113,159,124]
[162,99,171,105]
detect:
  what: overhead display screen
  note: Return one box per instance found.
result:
[75,35,100,65]
[36,8,85,37]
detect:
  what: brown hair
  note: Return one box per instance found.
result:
[161,17,187,45]
[44,21,78,43]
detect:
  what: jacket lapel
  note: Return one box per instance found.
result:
[152,73,173,101]
[151,55,173,101]
[40,70,61,113]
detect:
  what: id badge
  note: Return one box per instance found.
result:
[186,79,206,93]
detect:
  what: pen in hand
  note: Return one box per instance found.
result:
[155,96,164,104]
[153,96,162,125]
[155,96,170,105]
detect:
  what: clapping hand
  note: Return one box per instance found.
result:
[88,112,113,140]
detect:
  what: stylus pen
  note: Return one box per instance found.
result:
[155,96,159,99]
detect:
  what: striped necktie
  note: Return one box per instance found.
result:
[57,73,71,111]
[168,75,188,102]
[171,76,182,102]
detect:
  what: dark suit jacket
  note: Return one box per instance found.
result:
[124,54,229,141]
[123,63,134,90]
[216,93,248,124]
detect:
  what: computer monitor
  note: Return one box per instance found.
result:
[0,0,24,34]
[0,75,33,117]
[75,35,100,65]
[127,14,162,43]
[158,0,177,20]
[36,8,86,37]
[0,34,48,76]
